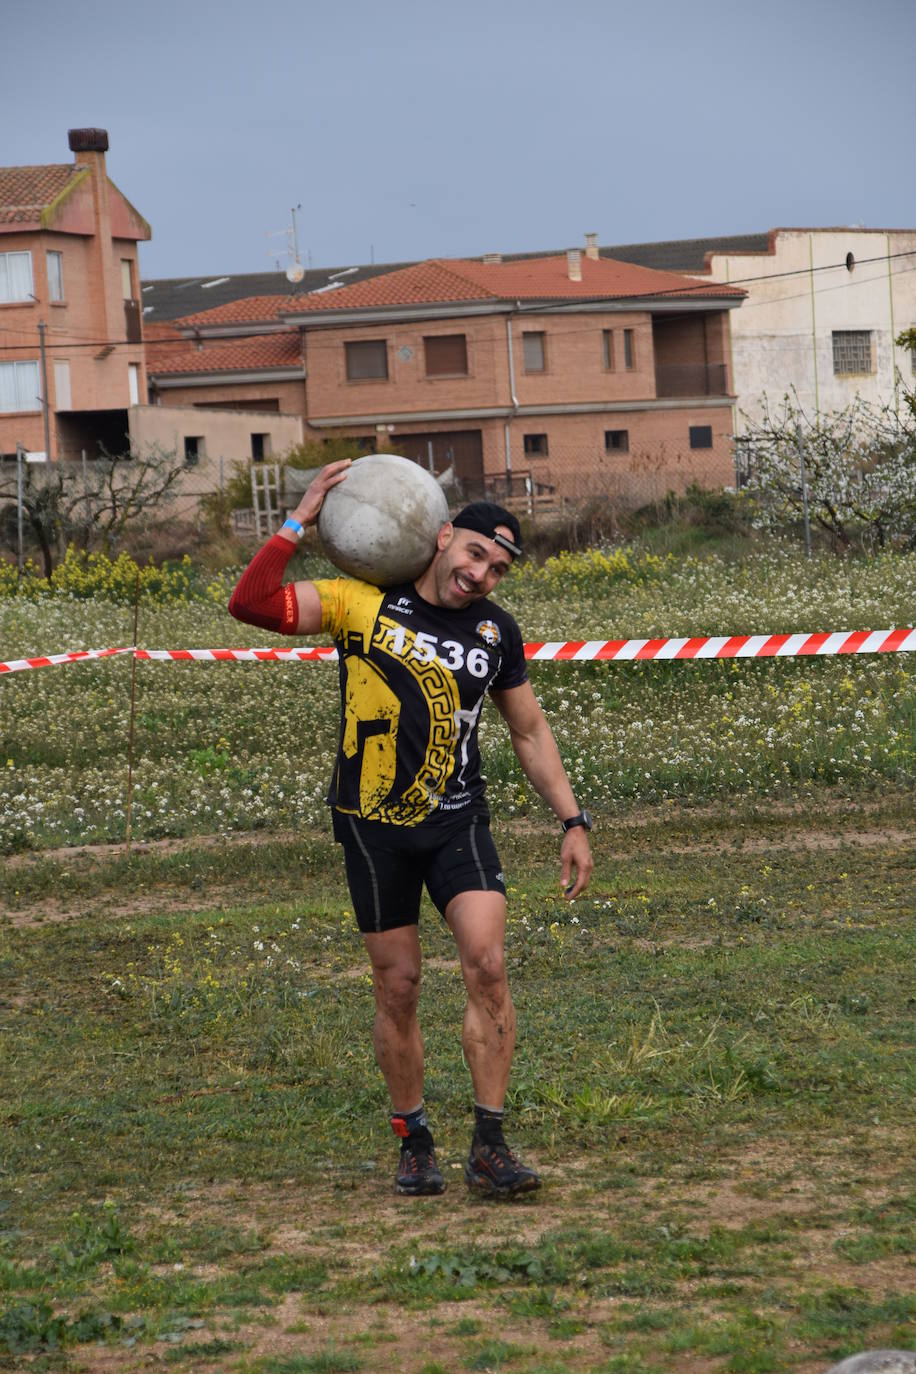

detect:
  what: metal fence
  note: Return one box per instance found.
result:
[2,441,743,562]
[469,441,738,522]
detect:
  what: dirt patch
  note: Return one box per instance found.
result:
[4,802,912,931]
[57,1137,915,1374]
[4,792,908,872]
[665,825,915,855]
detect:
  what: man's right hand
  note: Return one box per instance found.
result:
[287,459,352,532]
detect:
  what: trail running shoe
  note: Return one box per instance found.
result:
[395,1127,445,1196]
[465,1134,540,1198]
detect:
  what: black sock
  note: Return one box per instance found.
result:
[391,1104,429,1141]
[474,1103,505,1144]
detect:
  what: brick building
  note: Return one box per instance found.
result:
[0,129,150,461]
[150,246,744,505]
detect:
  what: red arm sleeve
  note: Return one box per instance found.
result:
[228,534,302,634]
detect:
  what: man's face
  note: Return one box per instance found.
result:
[427,525,514,609]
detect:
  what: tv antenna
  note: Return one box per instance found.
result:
[265,203,306,281]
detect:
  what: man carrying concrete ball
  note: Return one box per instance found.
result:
[229,458,593,1198]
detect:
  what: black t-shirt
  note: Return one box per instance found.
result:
[315,577,528,827]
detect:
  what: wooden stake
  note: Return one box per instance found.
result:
[125,572,140,853]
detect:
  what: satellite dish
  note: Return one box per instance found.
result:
[286,263,305,283]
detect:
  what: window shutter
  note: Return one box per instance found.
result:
[55,361,72,410]
[522,332,546,372]
[424,334,468,376]
[346,340,388,380]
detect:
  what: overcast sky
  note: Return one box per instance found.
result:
[7,0,914,280]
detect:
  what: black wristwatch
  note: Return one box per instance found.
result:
[562,810,593,834]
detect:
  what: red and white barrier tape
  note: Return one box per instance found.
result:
[523,627,916,661]
[0,646,135,675]
[2,628,914,676]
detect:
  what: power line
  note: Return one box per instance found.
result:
[1,249,914,360]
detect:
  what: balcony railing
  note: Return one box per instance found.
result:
[655,362,728,397]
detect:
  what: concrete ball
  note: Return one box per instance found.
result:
[318,454,449,585]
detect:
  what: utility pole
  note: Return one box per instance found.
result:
[16,442,24,575]
[37,320,51,460]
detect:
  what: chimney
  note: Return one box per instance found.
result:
[584,233,599,260]
[567,248,582,282]
[67,129,114,336]
[68,129,110,204]
[68,128,109,155]
[482,252,502,264]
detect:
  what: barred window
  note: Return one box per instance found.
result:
[832,330,872,375]
[605,429,629,452]
[523,433,548,456]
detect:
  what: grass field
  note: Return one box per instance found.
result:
[1,543,914,1372]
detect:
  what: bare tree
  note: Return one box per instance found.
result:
[0,443,187,576]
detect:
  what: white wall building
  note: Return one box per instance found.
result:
[694,228,916,428]
[127,403,303,518]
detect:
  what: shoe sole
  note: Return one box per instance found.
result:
[464,1166,540,1198]
[396,1179,446,1196]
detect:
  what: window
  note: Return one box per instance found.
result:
[128,363,140,406]
[0,360,40,412]
[602,330,614,369]
[523,433,548,456]
[689,425,713,449]
[605,429,629,452]
[47,251,64,302]
[0,251,33,303]
[832,330,872,375]
[346,339,388,380]
[623,329,636,370]
[120,258,134,301]
[522,331,546,372]
[184,435,205,465]
[54,360,71,410]
[251,432,271,462]
[424,334,468,376]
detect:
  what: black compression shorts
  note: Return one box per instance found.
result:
[331,810,506,934]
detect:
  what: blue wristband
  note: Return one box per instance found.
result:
[281,517,304,538]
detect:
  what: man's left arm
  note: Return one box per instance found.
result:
[490,681,594,899]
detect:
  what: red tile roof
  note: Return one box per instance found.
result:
[281,255,745,314]
[172,254,743,329]
[0,164,85,225]
[145,329,302,378]
[459,254,745,300]
[177,295,298,328]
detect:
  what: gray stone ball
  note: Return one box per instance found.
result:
[824,1353,916,1374]
[317,453,449,586]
